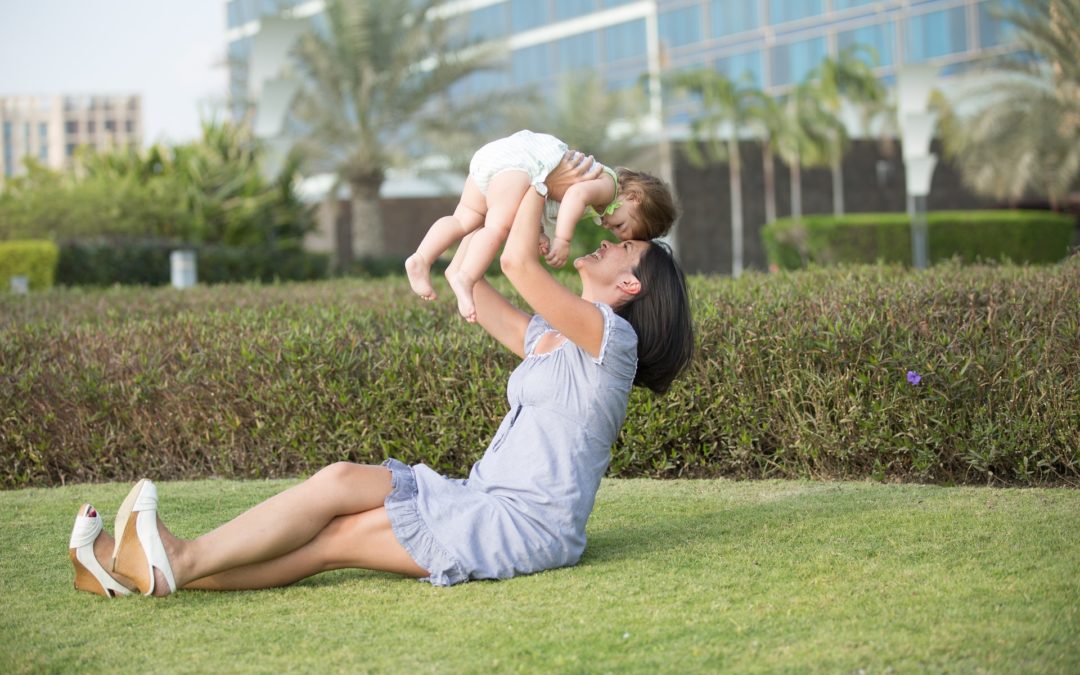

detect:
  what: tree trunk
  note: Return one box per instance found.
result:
[831,154,845,216]
[729,137,743,279]
[791,156,803,222]
[348,179,385,259]
[763,140,776,225]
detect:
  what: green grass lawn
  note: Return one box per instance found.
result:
[2,478,1077,673]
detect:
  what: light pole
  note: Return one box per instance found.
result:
[896,65,939,270]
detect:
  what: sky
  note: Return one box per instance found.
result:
[0,0,228,146]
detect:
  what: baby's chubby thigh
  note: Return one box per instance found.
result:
[481,170,535,234]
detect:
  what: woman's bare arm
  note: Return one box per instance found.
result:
[500,190,605,357]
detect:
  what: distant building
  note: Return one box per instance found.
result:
[0,94,142,185]
[226,0,1020,127]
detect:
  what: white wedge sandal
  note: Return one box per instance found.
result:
[112,479,177,596]
[68,504,132,598]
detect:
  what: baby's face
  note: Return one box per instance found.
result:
[601,197,643,241]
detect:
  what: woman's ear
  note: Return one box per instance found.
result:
[617,275,642,297]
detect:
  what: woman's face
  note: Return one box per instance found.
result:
[574,239,648,288]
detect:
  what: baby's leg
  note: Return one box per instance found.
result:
[406,177,486,299]
[449,171,532,321]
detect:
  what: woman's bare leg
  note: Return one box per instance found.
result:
[153,463,398,593]
[184,507,427,591]
[406,177,487,300]
[448,171,532,322]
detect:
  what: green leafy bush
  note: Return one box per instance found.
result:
[2,259,1077,489]
[763,210,1075,269]
[0,239,59,291]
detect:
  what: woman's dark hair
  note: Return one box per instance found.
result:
[614,240,694,394]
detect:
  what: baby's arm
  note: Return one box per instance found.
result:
[546,174,617,267]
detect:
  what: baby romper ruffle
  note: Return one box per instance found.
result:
[382,458,469,586]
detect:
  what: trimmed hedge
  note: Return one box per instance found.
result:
[0,239,59,291]
[56,239,329,287]
[763,210,1075,269]
[1,260,1078,489]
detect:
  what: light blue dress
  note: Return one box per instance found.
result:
[383,303,638,586]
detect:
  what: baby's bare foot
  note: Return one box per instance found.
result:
[448,272,477,323]
[405,254,436,300]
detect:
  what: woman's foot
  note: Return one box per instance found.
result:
[448,271,477,322]
[112,479,178,597]
[405,253,436,300]
[68,504,136,597]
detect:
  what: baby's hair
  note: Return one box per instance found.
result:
[616,168,678,239]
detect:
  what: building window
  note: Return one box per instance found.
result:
[838,21,895,67]
[511,0,549,33]
[716,49,764,87]
[710,0,759,38]
[771,36,827,86]
[834,0,876,9]
[906,7,968,61]
[66,143,77,157]
[2,121,11,140]
[979,0,1020,48]
[38,122,48,138]
[554,31,598,73]
[88,120,97,134]
[65,121,78,134]
[39,144,48,161]
[467,3,508,43]
[512,43,550,83]
[105,120,116,132]
[603,19,646,63]
[659,6,704,49]
[554,0,596,22]
[125,120,134,133]
[768,0,824,25]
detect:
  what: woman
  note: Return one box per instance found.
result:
[67,153,694,596]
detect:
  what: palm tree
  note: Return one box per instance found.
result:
[288,0,501,265]
[935,0,1080,206]
[810,46,886,216]
[773,81,838,223]
[671,69,759,277]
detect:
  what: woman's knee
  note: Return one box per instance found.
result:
[308,462,389,494]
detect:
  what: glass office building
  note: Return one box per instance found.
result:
[225,0,1020,127]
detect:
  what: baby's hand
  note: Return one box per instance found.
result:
[538,231,551,256]
[545,237,570,268]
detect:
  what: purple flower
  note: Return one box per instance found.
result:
[906,370,922,385]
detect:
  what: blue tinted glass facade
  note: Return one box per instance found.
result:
[978,0,1020,47]
[768,0,824,24]
[512,43,550,82]
[555,31,598,73]
[659,5,704,49]
[834,0,877,9]
[711,0,759,37]
[603,19,646,63]
[511,0,548,33]
[554,0,597,22]
[771,36,826,85]
[716,50,764,87]
[906,7,968,61]
[838,22,895,66]
[468,4,509,43]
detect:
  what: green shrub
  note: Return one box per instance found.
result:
[763,210,1075,269]
[55,239,329,286]
[0,239,60,291]
[1,259,1077,489]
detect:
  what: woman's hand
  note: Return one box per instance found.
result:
[544,150,603,202]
